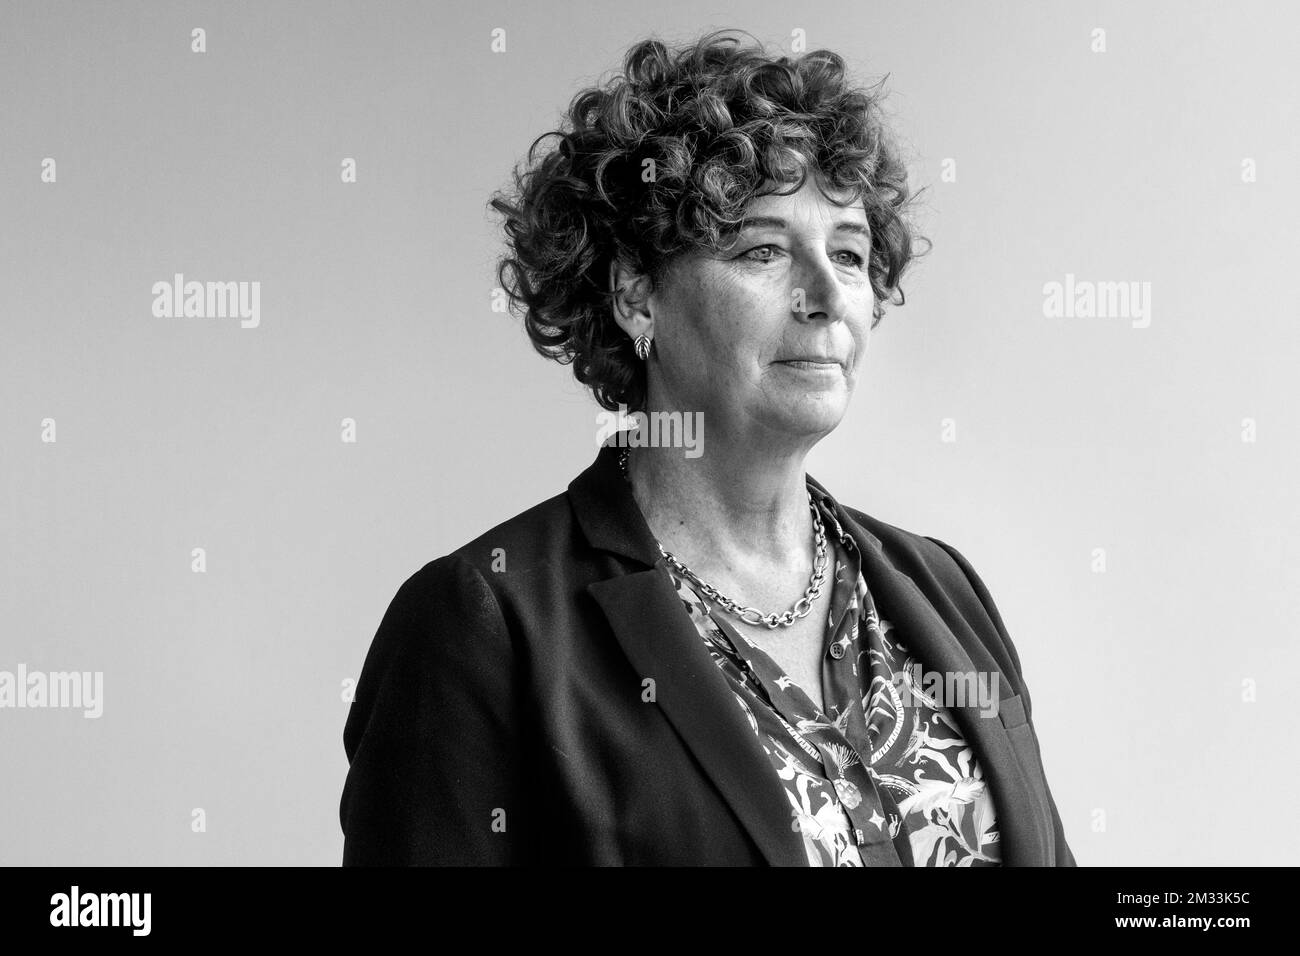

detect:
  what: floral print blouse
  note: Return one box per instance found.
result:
[663,492,1002,867]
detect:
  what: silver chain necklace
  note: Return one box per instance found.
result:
[619,446,829,629]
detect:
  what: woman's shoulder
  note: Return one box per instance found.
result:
[830,496,978,588]
[828,495,1013,633]
[446,488,585,579]
[387,487,590,614]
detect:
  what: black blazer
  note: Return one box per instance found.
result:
[340,442,1076,866]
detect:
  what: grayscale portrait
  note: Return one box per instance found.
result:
[340,28,1072,867]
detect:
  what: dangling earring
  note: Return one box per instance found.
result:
[633,333,652,361]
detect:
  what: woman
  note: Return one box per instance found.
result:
[340,30,1074,866]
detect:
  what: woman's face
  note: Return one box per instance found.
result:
[647,175,876,445]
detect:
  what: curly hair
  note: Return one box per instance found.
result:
[489,29,928,413]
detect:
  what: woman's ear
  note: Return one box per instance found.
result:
[609,257,655,341]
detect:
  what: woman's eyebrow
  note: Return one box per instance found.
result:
[735,216,871,239]
[736,215,789,231]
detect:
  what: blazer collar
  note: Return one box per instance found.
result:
[567,440,1048,866]
[566,440,663,569]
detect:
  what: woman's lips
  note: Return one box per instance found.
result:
[776,359,843,372]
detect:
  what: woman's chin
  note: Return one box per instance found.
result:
[762,392,850,437]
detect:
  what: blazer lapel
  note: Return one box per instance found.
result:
[587,570,809,866]
[804,475,1049,866]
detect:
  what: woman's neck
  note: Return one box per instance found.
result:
[625,433,818,575]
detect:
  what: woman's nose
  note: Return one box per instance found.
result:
[791,254,848,322]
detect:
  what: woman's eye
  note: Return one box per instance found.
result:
[833,250,867,268]
[742,244,781,262]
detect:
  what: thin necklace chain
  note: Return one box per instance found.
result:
[619,446,829,629]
